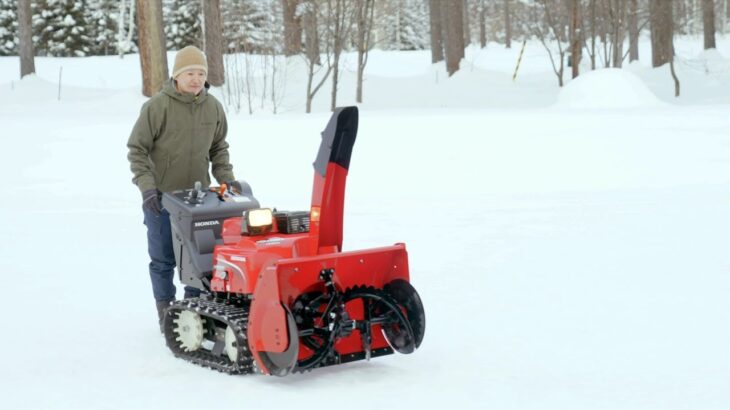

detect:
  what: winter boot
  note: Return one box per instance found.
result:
[156,300,173,333]
[183,287,201,299]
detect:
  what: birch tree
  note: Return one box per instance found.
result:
[117,0,135,57]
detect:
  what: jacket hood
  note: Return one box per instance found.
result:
[161,78,210,103]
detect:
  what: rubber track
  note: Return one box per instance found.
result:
[163,296,256,375]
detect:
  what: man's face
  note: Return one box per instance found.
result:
[175,69,207,95]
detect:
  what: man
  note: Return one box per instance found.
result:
[127,45,235,331]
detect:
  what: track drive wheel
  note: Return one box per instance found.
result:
[173,310,204,352]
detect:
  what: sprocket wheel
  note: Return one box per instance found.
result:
[224,325,238,362]
[173,310,204,352]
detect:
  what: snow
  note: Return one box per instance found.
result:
[1,37,730,409]
[555,68,665,109]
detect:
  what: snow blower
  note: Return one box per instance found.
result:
[160,106,425,376]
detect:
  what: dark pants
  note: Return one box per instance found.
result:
[143,206,200,301]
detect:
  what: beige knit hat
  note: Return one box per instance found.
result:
[172,46,208,78]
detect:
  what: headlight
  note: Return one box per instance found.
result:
[241,208,273,236]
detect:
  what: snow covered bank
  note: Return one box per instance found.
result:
[554,68,665,109]
[2,37,730,113]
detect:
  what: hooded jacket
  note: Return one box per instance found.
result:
[127,79,234,194]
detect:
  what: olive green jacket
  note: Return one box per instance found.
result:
[127,79,235,194]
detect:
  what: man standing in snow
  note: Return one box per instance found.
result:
[126,45,235,331]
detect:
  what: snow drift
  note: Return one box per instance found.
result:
[555,68,665,109]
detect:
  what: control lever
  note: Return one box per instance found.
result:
[184,181,206,205]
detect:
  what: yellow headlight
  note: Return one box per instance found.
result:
[241,208,273,235]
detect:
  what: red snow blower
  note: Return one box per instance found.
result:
[161,107,425,376]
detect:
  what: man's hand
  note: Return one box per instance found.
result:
[142,189,161,216]
[225,180,242,194]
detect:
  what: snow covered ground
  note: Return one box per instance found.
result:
[1,37,729,409]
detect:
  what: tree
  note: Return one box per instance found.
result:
[203,0,225,86]
[609,0,627,68]
[327,0,355,111]
[441,0,465,76]
[628,0,639,62]
[116,0,137,57]
[300,0,320,63]
[530,0,567,86]
[428,0,444,63]
[282,0,302,55]
[301,0,331,113]
[650,0,673,67]
[569,0,581,78]
[586,0,597,69]
[463,0,471,46]
[163,0,201,50]
[504,0,512,48]
[0,0,18,56]
[18,0,34,77]
[381,0,429,50]
[355,0,375,103]
[87,0,119,55]
[33,0,93,57]
[222,0,272,53]
[478,0,487,48]
[137,0,168,96]
[703,0,716,49]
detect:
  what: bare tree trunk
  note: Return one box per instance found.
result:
[282,0,302,56]
[429,0,444,63]
[442,0,464,75]
[703,0,717,48]
[611,0,627,68]
[505,0,512,48]
[330,0,346,111]
[590,0,596,69]
[463,0,471,46]
[570,0,581,78]
[458,0,466,61]
[599,0,610,67]
[302,1,331,113]
[356,0,375,103]
[203,0,225,86]
[670,46,680,96]
[18,0,35,78]
[650,0,673,67]
[628,0,639,61]
[532,0,566,86]
[136,0,168,97]
[302,0,320,65]
[479,0,487,48]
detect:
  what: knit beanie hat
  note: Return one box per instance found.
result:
[172,46,208,78]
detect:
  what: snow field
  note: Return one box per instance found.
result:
[1,37,729,409]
